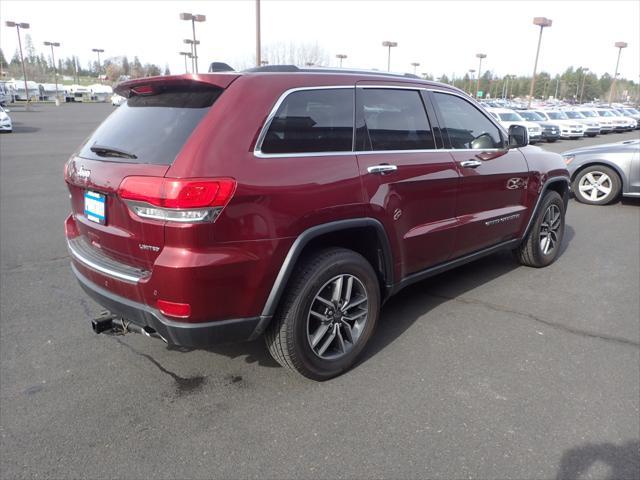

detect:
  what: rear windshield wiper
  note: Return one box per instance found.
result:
[90,144,138,159]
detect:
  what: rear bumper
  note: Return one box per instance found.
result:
[72,264,268,348]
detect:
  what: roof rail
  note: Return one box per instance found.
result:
[242,65,421,79]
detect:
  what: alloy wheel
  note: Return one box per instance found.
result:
[578,171,612,202]
[539,204,562,255]
[307,274,368,360]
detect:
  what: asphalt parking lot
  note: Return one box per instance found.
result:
[1,103,639,479]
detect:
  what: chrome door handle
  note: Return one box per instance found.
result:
[460,159,482,168]
[367,164,398,175]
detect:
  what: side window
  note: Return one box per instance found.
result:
[433,93,504,149]
[260,89,354,154]
[360,89,435,150]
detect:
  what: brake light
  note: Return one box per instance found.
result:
[118,177,236,223]
[157,300,191,319]
[131,85,155,95]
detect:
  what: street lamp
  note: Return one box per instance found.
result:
[528,16,552,108]
[180,13,206,73]
[179,51,192,73]
[411,62,420,74]
[44,41,61,104]
[336,54,347,68]
[475,53,486,98]
[608,41,628,105]
[5,21,30,107]
[92,48,104,83]
[183,39,200,72]
[468,69,475,95]
[382,41,397,72]
[255,0,261,67]
[579,67,589,104]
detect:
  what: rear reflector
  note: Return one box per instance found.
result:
[157,300,191,318]
[64,214,80,239]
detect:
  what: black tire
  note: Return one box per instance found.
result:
[514,190,565,268]
[265,248,380,381]
[571,165,621,205]
[546,138,558,143]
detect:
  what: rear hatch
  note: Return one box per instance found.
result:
[65,76,235,270]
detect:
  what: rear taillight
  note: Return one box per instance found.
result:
[118,177,236,223]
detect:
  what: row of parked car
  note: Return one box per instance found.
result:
[483,105,639,144]
[482,104,640,144]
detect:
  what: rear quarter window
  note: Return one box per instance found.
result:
[79,86,222,165]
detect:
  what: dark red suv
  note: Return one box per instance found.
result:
[64,67,569,380]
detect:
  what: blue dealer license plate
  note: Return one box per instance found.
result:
[84,191,106,224]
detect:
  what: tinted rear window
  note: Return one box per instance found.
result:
[260,89,354,154]
[79,86,222,164]
[361,89,435,151]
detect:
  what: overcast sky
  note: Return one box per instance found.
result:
[2,0,639,80]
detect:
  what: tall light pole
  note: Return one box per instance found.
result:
[92,48,104,83]
[336,54,347,68]
[528,16,552,108]
[183,39,200,72]
[468,69,475,95]
[5,21,30,107]
[382,41,397,72]
[255,0,261,67]
[579,68,589,104]
[608,41,628,105]
[179,51,191,73]
[44,41,61,104]
[411,62,420,74]
[475,53,486,98]
[180,13,206,73]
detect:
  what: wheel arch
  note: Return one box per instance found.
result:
[522,177,570,240]
[260,219,394,319]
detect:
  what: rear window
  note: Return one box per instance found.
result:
[79,86,222,164]
[360,89,436,151]
[260,88,354,154]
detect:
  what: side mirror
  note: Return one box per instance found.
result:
[508,125,529,148]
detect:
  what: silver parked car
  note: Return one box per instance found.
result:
[562,139,640,205]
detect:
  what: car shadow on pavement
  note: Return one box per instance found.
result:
[555,439,640,480]
[360,225,575,365]
[7,122,41,133]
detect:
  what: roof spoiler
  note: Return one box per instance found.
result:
[114,74,239,98]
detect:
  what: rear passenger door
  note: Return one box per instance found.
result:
[355,85,459,276]
[430,91,530,257]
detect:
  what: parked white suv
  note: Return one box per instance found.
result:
[595,108,634,132]
[575,108,614,134]
[534,110,585,139]
[486,108,542,143]
[563,110,600,137]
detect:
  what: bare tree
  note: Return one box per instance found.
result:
[262,42,328,67]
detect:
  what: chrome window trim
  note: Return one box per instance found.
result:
[253,84,510,158]
[253,85,355,157]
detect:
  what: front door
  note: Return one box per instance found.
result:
[430,91,530,257]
